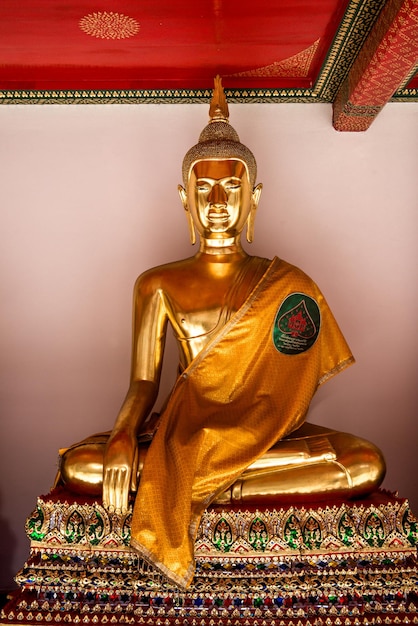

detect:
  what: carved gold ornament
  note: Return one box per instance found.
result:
[79,11,139,40]
[230,39,320,79]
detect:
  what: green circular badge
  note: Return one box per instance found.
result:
[273,293,320,355]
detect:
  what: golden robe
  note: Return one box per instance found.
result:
[130,257,354,588]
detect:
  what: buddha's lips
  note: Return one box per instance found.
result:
[208,208,229,222]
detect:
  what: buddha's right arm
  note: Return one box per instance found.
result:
[109,379,159,440]
[59,378,158,503]
[102,379,158,514]
[103,272,168,514]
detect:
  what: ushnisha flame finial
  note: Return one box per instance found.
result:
[209,75,229,123]
[181,76,257,187]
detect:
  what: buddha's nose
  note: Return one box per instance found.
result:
[208,183,227,207]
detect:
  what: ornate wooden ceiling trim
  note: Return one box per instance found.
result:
[0,87,317,106]
[310,0,386,101]
[333,0,418,131]
[393,60,418,99]
[393,80,418,100]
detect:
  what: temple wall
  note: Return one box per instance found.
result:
[0,101,417,590]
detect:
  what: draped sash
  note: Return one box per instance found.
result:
[130,257,354,588]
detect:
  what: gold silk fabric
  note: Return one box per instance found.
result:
[130,257,354,588]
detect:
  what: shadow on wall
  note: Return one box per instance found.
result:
[0,491,18,591]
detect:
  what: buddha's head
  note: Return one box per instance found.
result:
[179,76,262,245]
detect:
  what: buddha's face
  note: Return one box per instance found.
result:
[187,159,253,239]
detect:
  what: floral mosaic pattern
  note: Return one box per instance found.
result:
[3,492,416,625]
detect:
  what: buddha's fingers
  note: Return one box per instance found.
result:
[113,466,131,515]
[102,467,115,512]
[103,467,130,515]
[130,446,139,492]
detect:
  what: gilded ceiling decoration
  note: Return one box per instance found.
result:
[229,40,320,79]
[79,12,140,40]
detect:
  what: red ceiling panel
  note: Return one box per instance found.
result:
[0,0,349,90]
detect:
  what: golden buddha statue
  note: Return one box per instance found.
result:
[59,77,385,588]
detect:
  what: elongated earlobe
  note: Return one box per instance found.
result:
[178,185,196,245]
[246,183,263,243]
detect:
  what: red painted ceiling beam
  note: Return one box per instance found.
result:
[333,0,418,131]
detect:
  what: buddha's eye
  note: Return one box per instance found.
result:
[225,180,241,190]
[196,181,211,192]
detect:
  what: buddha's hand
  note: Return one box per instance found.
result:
[102,429,138,515]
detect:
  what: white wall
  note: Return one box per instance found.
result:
[0,102,417,590]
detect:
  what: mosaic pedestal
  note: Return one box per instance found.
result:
[2,488,418,625]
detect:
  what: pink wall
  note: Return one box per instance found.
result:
[0,102,417,589]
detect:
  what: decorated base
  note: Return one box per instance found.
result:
[2,488,417,625]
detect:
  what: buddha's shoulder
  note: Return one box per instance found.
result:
[273,257,321,292]
[132,257,197,295]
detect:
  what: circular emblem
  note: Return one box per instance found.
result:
[79,12,140,40]
[273,293,320,355]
